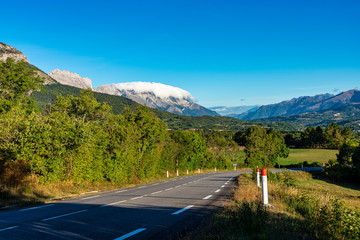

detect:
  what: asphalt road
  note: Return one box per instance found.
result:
[0,171,242,240]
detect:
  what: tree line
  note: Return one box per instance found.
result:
[0,59,234,187]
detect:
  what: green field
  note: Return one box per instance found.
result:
[227,148,338,166]
[277,148,338,166]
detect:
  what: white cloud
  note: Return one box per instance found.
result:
[111,82,196,102]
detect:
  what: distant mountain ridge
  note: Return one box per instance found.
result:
[96,83,218,117]
[209,105,259,116]
[235,90,360,120]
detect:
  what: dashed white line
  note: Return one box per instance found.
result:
[0,226,19,232]
[174,185,181,188]
[152,183,159,186]
[225,182,228,185]
[151,190,163,195]
[138,186,146,189]
[81,195,99,200]
[221,185,225,188]
[114,228,147,240]
[172,205,194,215]
[202,195,213,200]
[19,204,55,212]
[165,187,174,191]
[215,189,221,193]
[42,209,88,221]
[99,200,127,208]
[131,196,144,200]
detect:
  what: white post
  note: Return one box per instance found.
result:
[234,166,236,171]
[261,168,268,205]
[256,168,260,188]
[176,168,179,176]
[187,168,189,175]
[215,166,216,172]
[198,168,200,173]
[167,169,169,178]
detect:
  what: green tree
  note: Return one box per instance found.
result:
[243,126,289,167]
[0,58,44,113]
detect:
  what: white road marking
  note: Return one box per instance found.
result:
[215,189,221,193]
[152,183,159,186]
[19,204,55,212]
[81,195,99,200]
[174,185,181,188]
[99,200,127,208]
[0,226,19,232]
[225,183,228,185]
[203,195,213,200]
[172,205,194,215]
[151,190,163,195]
[165,187,174,191]
[138,186,146,189]
[221,185,225,188]
[116,190,127,193]
[131,196,143,200]
[42,209,88,221]
[114,228,147,240]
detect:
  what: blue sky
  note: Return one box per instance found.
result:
[1,0,359,107]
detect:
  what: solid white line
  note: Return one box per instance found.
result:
[172,205,194,215]
[19,204,55,212]
[203,195,213,200]
[99,200,127,208]
[81,195,99,200]
[165,187,174,191]
[151,190,163,195]
[0,226,19,232]
[215,189,221,193]
[114,228,147,240]
[131,196,143,200]
[42,209,88,221]
[116,190,127,193]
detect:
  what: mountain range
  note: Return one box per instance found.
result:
[1,42,360,130]
[233,91,360,120]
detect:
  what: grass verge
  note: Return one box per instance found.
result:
[185,170,360,240]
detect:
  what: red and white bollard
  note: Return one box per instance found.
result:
[176,168,179,176]
[167,169,169,178]
[187,168,189,175]
[261,168,268,205]
[256,168,260,188]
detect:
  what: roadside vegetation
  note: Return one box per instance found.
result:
[186,171,360,240]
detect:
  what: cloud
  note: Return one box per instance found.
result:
[111,82,196,102]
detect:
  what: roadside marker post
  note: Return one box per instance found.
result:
[261,168,268,205]
[176,169,179,176]
[187,168,189,175]
[167,170,169,178]
[198,168,200,173]
[233,163,237,171]
[215,166,216,172]
[256,168,260,188]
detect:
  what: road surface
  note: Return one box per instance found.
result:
[0,171,241,240]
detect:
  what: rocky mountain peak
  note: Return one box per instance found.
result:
[49,69,92,89]
[0,42,29,63]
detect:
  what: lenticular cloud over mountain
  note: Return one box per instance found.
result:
[111,82,196,102]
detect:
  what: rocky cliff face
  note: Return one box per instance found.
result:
[96,82,219,116]
[0,42,57,84]
[49,69,92,89]
[0,42,29,62]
